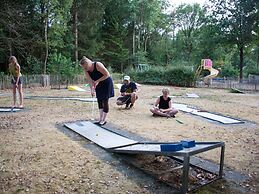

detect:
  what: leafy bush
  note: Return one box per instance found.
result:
[243,61,259,77]
[47,53,80,77]
[126,66,195,87]
[245,68,259,76]
[26,56,43,74]
[219,65,239,78]
[0,72,5,76]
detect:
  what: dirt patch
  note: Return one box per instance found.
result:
[0,85,258,193]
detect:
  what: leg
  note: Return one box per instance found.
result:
[116,100,123,106]
[97,99,104,122]
[12,84,17,107]
[168,108,178,117]
[116,96,130,107]
[130,93,137,107]
[150,107,169,117]
[100,99,109,125]
[18,84,23,108]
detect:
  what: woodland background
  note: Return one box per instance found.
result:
[0,0,258,82]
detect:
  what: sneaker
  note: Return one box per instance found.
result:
[94,121,100,125]
[125,103,130,109]
[129,104,134,109]
[99,121,107,126]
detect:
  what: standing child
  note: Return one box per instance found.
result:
[150,88,178,117]
[9,56,23,108]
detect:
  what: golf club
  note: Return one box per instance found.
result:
[90,96,95,120]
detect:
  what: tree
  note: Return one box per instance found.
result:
[0,0,41,71]
[174,3,205,62]
[77,0,106,59]
[130,0,166,63]
[101,0,131,72]
[209,0,257,81]
[72,0,79,63]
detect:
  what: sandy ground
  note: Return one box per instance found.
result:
[0,84,258,193]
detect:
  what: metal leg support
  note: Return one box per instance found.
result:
[219,144,225,178]
[181,155,190,194]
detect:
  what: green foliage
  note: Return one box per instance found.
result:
[245,68,259,76]
[47,53,79,77]
[25,56,43,74]
[210,0,257,79]
[220,65,239,78]
[77,0,106,58]
[0,0,257,81]
[174,3,205,62]
[133,51,149,65]
[101,1,130,72]
[127,66,195,87]
[244,63,259,76]
[0,72,5,78]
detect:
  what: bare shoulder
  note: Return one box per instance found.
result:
[96,61,105,69]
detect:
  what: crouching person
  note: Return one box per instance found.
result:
[116,75,138,109]
[150,88,178,117]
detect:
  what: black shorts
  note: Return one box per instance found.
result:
[117,95,131,104]
[11,76,23,85]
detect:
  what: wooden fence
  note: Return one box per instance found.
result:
[0,74,258,91]
[0,74,86,90]
[196,77,259,91]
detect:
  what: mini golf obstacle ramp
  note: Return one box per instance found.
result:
[64,121,225,194]
[68,85,86,92]
[0,107,23,112]
[173,103,244,124]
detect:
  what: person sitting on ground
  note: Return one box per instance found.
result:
[150,88,178,117]
[116,75,138,109]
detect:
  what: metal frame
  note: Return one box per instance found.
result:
[65,122,225,194]
[110,142,225,194]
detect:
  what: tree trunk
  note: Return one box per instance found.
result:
[257,49,259,70]
[144,35,149,53]
[8,32,12,56]
[239,46,244,82]
[7,7,12,56]
[41,0,49,75]
[73,0,78,64]
[43,10,48,75]
[132,21,135,63]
